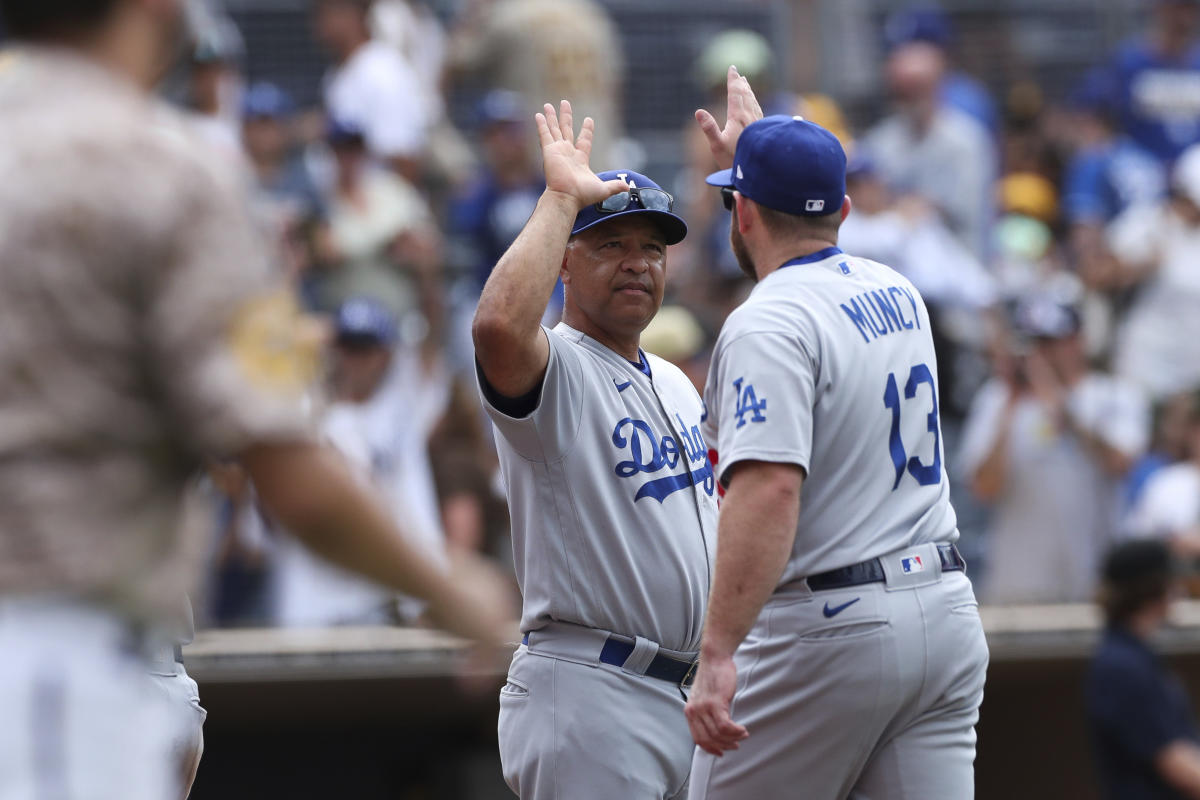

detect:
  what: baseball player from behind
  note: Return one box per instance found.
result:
[684,88,990,797]
[472,100,717,799]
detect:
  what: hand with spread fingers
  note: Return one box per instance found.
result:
[694,65,765,170]
[685,652,749,756]
[536,100,629,209]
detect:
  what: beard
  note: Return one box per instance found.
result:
[730,221,758,282]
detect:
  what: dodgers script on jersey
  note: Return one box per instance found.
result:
[704,248,958,584]
[481,322,717,652]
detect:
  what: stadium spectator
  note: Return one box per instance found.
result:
[1107,143,1200,400]
[882,5,999,135]
[1086,539,1200,799]
[181,13,245,165]
[1063,72,1167,227]
[1061,70,1167,296]
[314,0,431,180]
[276,298,451,625]
[311,120,438,317]
[241,82,328,291]
[959,295,1149,603]
[1127,390,1200,511]
[1093,0,1200,165]
[864,40,996,258]
[1128,391,1200,558]
[448,90,545,298]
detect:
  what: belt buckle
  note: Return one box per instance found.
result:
[678,658,699,700]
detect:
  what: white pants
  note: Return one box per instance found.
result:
[499,629,695,800]
[147,655,206,799]
[690,556,989,800]
[0,599,179,800]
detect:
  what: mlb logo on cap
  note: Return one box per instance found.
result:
[900,555,925,574]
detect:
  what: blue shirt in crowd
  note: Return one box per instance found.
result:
[1086,626,1199,800]
[1104,38,1200,164]
[1063,138,1167,224]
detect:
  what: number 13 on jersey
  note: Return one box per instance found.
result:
[882,363,942,491]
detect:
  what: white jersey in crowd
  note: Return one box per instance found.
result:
[323,39,430,159]
[704,248,958,583]
[480,322,717,653]
[274,347,450,626]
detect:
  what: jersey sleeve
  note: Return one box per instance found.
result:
[476,328,584,463]
[706,330,816,485]
[144,154,315,459]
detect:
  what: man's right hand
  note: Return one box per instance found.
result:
[695,66,765,170]
[536,100,629,209]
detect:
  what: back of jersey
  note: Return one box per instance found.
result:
[704,249,957,583]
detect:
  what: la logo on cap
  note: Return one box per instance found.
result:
[736,165,744,180]
[805,199,825,212]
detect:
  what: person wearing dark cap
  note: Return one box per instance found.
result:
[472,101,716,799]
[686,73,986,798]
[1086,540,1200,798]
[241,82,329,291]
[274,298,455,627]
[449,90,547,299]
[960,294,1150,604]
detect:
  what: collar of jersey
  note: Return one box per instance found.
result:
[554,322,653,379]
[779,246,843,270]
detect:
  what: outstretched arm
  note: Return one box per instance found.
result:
[243,441,511,647]
[695,65,766,170]
[472,100,627,399]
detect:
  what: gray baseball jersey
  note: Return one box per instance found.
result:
[480,322,717,652]
[704,248,958,582]
[692,247,987,800]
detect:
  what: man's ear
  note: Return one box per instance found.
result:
[560,251,571,284]
[840,195,852,223]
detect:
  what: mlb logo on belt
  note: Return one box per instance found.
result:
[900,555,924,574]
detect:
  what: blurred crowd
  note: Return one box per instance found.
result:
[179,0,1200,628]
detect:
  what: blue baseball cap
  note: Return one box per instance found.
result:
[334,297,397,345]
[571,169,688,245]
[883,7,952,50]
[242,82,294,120]
[706,115,847,217]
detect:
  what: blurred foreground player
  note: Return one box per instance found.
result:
[1087,540,1200,799]
[0,2,508,799]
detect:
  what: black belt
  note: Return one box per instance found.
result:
[805,544,965,592]
[520,632,698,688]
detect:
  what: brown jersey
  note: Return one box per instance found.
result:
[0,47,314,621]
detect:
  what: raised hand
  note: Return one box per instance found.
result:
[695,65,765,170]
[536,100,628,209]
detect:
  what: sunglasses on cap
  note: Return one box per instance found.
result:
[595,186,675,214]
